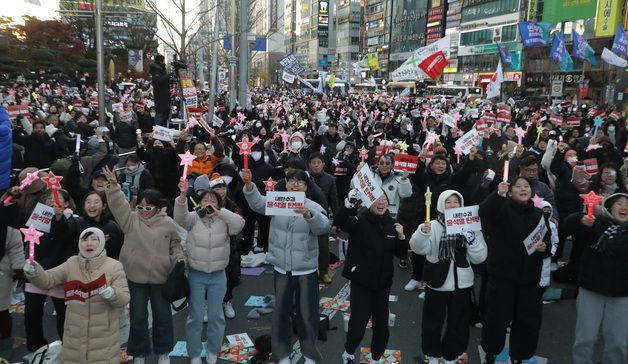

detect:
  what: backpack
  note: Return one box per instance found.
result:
[161,261,189,311]
[29,341,63,364]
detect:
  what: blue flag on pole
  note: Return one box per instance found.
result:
[551,32,574,72]
[518,22,551,47]
[572,31,586,60]
[611,24,628,58]
[495,42,512,66]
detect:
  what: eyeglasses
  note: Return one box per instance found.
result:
[287,179,306,186]
[136,205,156,212]
[379,161,392,165]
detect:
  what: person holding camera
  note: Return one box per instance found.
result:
[174,179,245,364]
[149,54,170,127]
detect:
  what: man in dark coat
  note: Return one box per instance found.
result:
[149,54,170,126]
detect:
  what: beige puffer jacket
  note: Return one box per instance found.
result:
[26,251,130,364]
[106,184,185,284]
[0,227,24,310]
[174,197,245,273]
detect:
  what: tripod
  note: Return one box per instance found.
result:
[166,66,189,131]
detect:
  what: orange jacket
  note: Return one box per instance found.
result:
[187,154,220,176]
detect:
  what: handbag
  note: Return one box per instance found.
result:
[161,261,189,311]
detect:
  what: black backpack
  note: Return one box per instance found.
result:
[161,261,189,311]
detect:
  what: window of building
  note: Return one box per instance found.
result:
[460,28,492,46]
[501,24,517,42]
[461,0,518,23]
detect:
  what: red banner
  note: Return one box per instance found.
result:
[496,112,511,123]
[578,80,589,100]
[187,106,203,119]
[483,112,496,123]
[6,105,30,119]
[63,274,107,304]
[418,51,448,80]
[583,158,598,175]
[567,116,581,126]
[394,154,419,173]
[549,114,563,125]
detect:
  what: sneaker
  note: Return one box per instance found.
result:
[404,279,420,291]
[320,273,332,284]
[342,351,356,364]
[223,301,236,319]
[474,322,483,329]
[398,258,408,269]
[133,357,146,364]
[190,357,202,364]
[304,356,316,364]
[423,356,440,364]
[158,354,170,364]
[550,262,558,272]
[278,357,291,364]
[207,352,218,364]
[484,354,496,364]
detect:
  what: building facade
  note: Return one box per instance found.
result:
[334,0,362,82]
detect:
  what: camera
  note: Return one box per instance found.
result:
[172,60,188,70]
[197,205,215,218]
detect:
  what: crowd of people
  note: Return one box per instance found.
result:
[0,72,627,364]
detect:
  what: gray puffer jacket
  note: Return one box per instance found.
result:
[243,184,330,271]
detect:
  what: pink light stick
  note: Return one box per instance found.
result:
[21,225,44,263]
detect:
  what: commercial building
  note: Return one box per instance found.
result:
[387,0,429,78]
[251,0,286,86]
[333,0,362,82]
[284,0,336,75]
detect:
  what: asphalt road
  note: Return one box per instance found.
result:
[5,238,605,364]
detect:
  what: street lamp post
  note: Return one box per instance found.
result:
[95,0,106,126]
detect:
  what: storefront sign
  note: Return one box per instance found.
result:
[542,0,596,24]
[595,0,624,37]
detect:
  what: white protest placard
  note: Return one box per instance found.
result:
[351,163,384,208]
[26,203,55,233]
[226,333,254,348]
[282,72,296,84]
[443,205,481,235]
[443,113,456,128]
[468,108,479,118]
[111,102,123,113]
[410,109,421,118]
[454,128,481,155]
[457,103,466,110]
[523,217,547,255]
[152,125,175,142]
[265,191,305,216]
[212,115,225,127]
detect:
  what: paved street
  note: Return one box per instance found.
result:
[6,239,602,364]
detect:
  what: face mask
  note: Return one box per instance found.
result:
[150,112,156,118]
[127,165,138,171]
[255,122,261,128]
[251,151,262,161]
[608,126,616,136]
[566,157,578,164]
[222,176,233,185]
[291,141,303,150]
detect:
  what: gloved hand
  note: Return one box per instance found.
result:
[99,286,115,300]
[23,260,37,275]
[344,189,362,209]
[481,169,495,188]
[460,228,476,245]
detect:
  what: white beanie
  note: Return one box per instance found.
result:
[78,227,106,258]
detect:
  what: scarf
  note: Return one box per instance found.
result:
[125,163,145,192]
[436,213,465,262]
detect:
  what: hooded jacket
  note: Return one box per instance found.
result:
[26,227,130,364]
[243,184,330,272]
[174,198,245,273]
[105,184,185,284]
[410,190,487,292]
[561,193,628,297]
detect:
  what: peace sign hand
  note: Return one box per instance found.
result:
[102,165,118,186]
